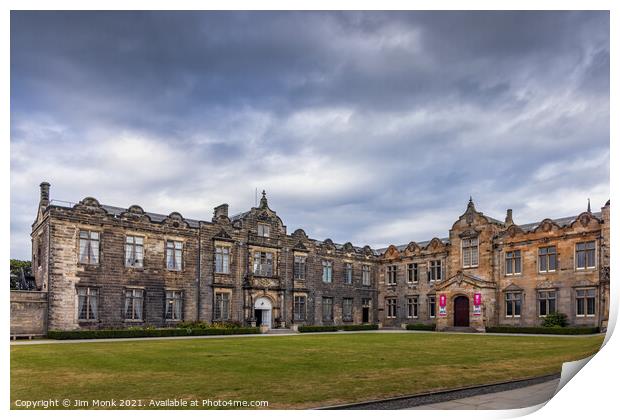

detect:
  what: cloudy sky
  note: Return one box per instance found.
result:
[10,11,609,259]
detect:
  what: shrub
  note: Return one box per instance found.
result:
[541,312,569,328]
[298,324,379,333]
[485,326,599,335]
[341,324,379,331]
[406,323,436,331]
[47,327,260,340]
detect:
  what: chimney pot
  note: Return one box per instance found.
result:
[39,182,50,206]
[214,203,229,219]
[505,209,514,225]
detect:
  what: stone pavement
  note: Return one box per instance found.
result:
[410,378,559,410]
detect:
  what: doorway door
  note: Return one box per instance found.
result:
[254,297,273,329]
[454,296,470,327]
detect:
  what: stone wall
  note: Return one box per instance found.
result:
[10,291,48,337]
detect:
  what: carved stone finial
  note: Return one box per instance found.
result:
[466,196,476,212]
[587,198,591,213]
[259,190,268,208]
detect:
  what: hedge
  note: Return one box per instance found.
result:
[485,326,600,335]
[47,327,261,340]
[298,324,379,333]
[406,323,436,331]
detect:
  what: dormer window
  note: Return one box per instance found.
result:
[462,237,479,268]
[257,223,270,238]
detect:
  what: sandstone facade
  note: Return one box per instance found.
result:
[28,183,610,332]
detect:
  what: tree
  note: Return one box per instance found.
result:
[10,259,32,290]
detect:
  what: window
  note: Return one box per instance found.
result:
[505,292,522,317]
[322,297,333,321]
[124,288,144,321]
[343,298,353,321]
[462,237,479,268]
[78,230,99,265]
[257,223,270,237]
[407,296,419,318]
[387,265,397,285]
[362,265,371,286]
[576,241,596,269]
[125,236,144,268]
[37,241,42,267]
[428,296,436,318]
[77,287,98,320]
[322,261,333,283]
[505,250,522,275]
[344,263,353,284]
[253,251,273,277]
[294,296,306,321]
[386,298,397,318]
[166,240,183,271]
[294,256,306,280]
[215,246,231,274]
[214,293,230,320]
[407,263,418,284]
[429,260,442,282]
[165,290,183,321]
[538,246,557,273]
[576,288,596,317]
[538,290,557,316]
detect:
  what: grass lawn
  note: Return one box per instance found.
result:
[11,332,604,409]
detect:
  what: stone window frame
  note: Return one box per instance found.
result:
[257,223,270,238]
[427,295,436,318]
[362,264,371,286]
[461,236,479,268]
[406,295,419,319]
[575,240,596,271]
[78,229,100,265]
[293,295,306,321]
[505,249,522,276]
[124,287,145,322]
[125,235,145,269]
[76,286,99,322]
[215,245,231,274]
[322,296,334,321]
[165,289,183,321]
[407,263,419,284]
[428,260,442,282]
[385,297,397,318]
[538,246,557,273]
[214,292,231,321]
[342,297,354,321]
[575,287,596,317]
[537,289,557,317]
[253,251,274,277]
[343,263,353,285]
[322,260,333,283]
[293,255,307,280]
[505,292,522,318]
[386,265,398,285]
[165,239,183,271]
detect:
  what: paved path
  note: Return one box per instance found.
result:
[10,330,604,346]
[410,378,559,410]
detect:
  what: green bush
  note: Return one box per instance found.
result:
[47,327,260,340]
[298,324,379,333]
[485,326,599,335]
[341,324,379,331]
[406,323,436,331]
[541,312,569,328]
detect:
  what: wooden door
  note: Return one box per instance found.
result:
[454,296,470,327]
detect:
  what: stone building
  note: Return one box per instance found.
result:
[24,182,610,333]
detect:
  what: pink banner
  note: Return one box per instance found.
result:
[439,294,447,307]
[474,293,482,306]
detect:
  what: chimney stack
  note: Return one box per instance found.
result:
[39,182,50,207]
[214,203,229,219]
[505,209,514,225]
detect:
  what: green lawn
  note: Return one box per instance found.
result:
[11,332,604,409]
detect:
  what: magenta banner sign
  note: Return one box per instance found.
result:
[439,294,447,307]
[474,293,482,306]
[439,294,447,317]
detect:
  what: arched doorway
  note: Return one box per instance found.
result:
[453,296,470,327]
[254,297,273,329]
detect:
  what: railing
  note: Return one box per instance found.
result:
[247,233,280,248]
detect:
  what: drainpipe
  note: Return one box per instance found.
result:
[196,227,201,322]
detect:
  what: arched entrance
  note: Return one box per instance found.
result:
[254,297,273,329]
[453,296,470,327]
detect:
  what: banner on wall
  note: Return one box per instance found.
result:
[439,294,447,317]
[473,293,482,316]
